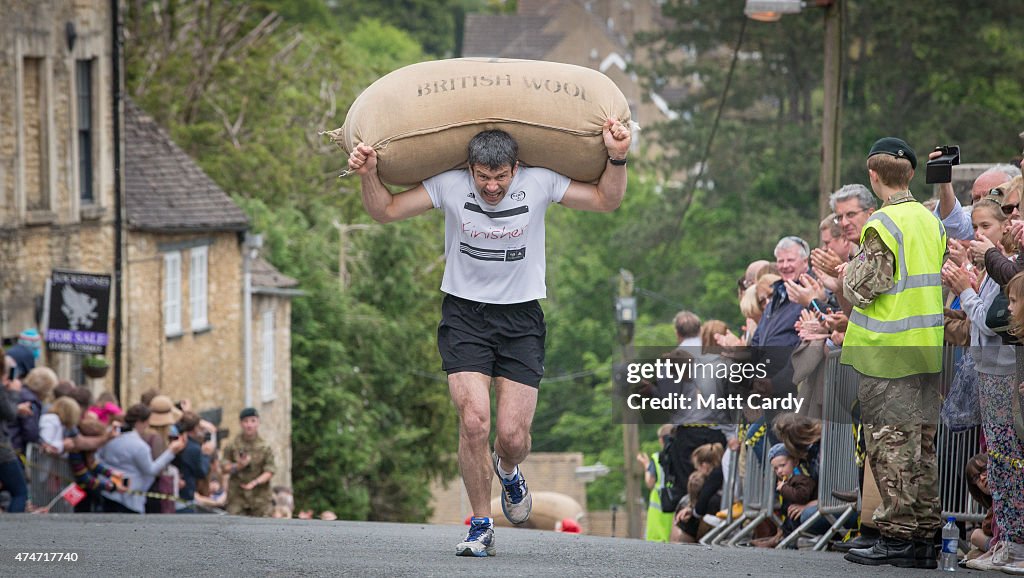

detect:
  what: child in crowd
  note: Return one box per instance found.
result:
[68,418,127,512]
[39,396,81,455]
[87,391,123,424]
[770,443,818,543]
[673,443,724,542]
[965,269,1024,572]
[194,476,227,510]
[272,485,294,519]
[963,453,995,562]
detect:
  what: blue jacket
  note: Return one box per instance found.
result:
[750,279,803,348]
[173,437,210,501]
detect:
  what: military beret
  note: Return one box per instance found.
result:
[867,137,917,170]
[239,407,259,420]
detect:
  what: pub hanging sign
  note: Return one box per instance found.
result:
[44,270,112,354]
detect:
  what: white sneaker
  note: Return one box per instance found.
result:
[967,541,1005,571]
[1000,542,1024,574]
[492,452,532,525]
[456,517,496,557]
[702,514,723,528]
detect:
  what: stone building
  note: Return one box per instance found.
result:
[0,0,117,380]
[0,0,296,487]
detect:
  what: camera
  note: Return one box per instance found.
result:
[926,145,960,184]
[203,432,212,442]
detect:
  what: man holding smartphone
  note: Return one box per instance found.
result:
[221,407,275,517]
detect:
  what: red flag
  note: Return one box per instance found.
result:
[62,483,86,507]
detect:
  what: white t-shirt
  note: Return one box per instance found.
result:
[39,413,65,453]
[424,166,570,304]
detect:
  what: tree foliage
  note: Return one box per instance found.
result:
[125,0,456,521]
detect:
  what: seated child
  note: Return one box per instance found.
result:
[766,443,818,545]
[673,443,724,542]
[964,453,995,561]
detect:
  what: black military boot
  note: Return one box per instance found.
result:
[832,525,879,553]
[914,540,938,570]
[844,536,917,567]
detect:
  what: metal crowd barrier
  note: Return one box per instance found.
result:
[777,349,859,549]
[935,346,985,523]
[722,438,780,546]
[25,443,74,513]
[937,424,985,523]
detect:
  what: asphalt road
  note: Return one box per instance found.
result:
[0,514,982,577]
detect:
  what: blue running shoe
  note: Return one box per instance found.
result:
[456,517,495,557]
[492,451,532,524]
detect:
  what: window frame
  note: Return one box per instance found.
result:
[260,308,276,402]
[189,245,209,331]
[164,251,182,336]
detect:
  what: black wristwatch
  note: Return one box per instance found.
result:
[608,157,627,166]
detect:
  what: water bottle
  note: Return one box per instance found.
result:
[940,516,958,571]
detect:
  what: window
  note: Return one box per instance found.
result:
[190,246,208,330]
[260,309,276,401]
[22,56,49,211]
[76,59,94,203]
[164,252,182,336]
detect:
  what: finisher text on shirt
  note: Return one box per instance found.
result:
[424,166,569,304]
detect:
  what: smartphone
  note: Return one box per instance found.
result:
[6,367,16,382]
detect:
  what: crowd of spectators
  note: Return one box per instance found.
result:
[0,346,315,520]
[638,142,1024,572]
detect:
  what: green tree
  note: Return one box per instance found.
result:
[125,0,458,521]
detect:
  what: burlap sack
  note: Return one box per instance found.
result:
[327,58,632,187]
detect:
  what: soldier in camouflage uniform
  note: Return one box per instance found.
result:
[222,408,276,517]
[840,138,946,569]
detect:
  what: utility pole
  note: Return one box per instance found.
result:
[615,269,641,539]
[819,0,843,219]
[332,221,372,289]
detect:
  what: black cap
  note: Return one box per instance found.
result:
[867,137,917,170]
[239,407,259,420]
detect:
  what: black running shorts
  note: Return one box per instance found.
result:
[437,294,546,388]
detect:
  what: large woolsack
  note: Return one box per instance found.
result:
[490,491,584,531]
[327,58,632,187]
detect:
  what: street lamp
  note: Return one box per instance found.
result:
[744,0,842,219]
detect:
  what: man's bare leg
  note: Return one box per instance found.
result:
[449,371,494,517]
[493,377,538,471]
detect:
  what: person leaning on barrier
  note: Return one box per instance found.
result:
[838,138,946,570]
[96,403,188,514]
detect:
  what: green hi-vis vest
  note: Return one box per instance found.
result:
[648,451,666,510]
[841,200,946,378]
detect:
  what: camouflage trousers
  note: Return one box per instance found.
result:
[226,487,273,517]
[858,373,942,541]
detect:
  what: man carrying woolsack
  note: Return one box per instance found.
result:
[348,119,630,557]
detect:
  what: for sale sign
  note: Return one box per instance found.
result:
[44,270,112,354]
